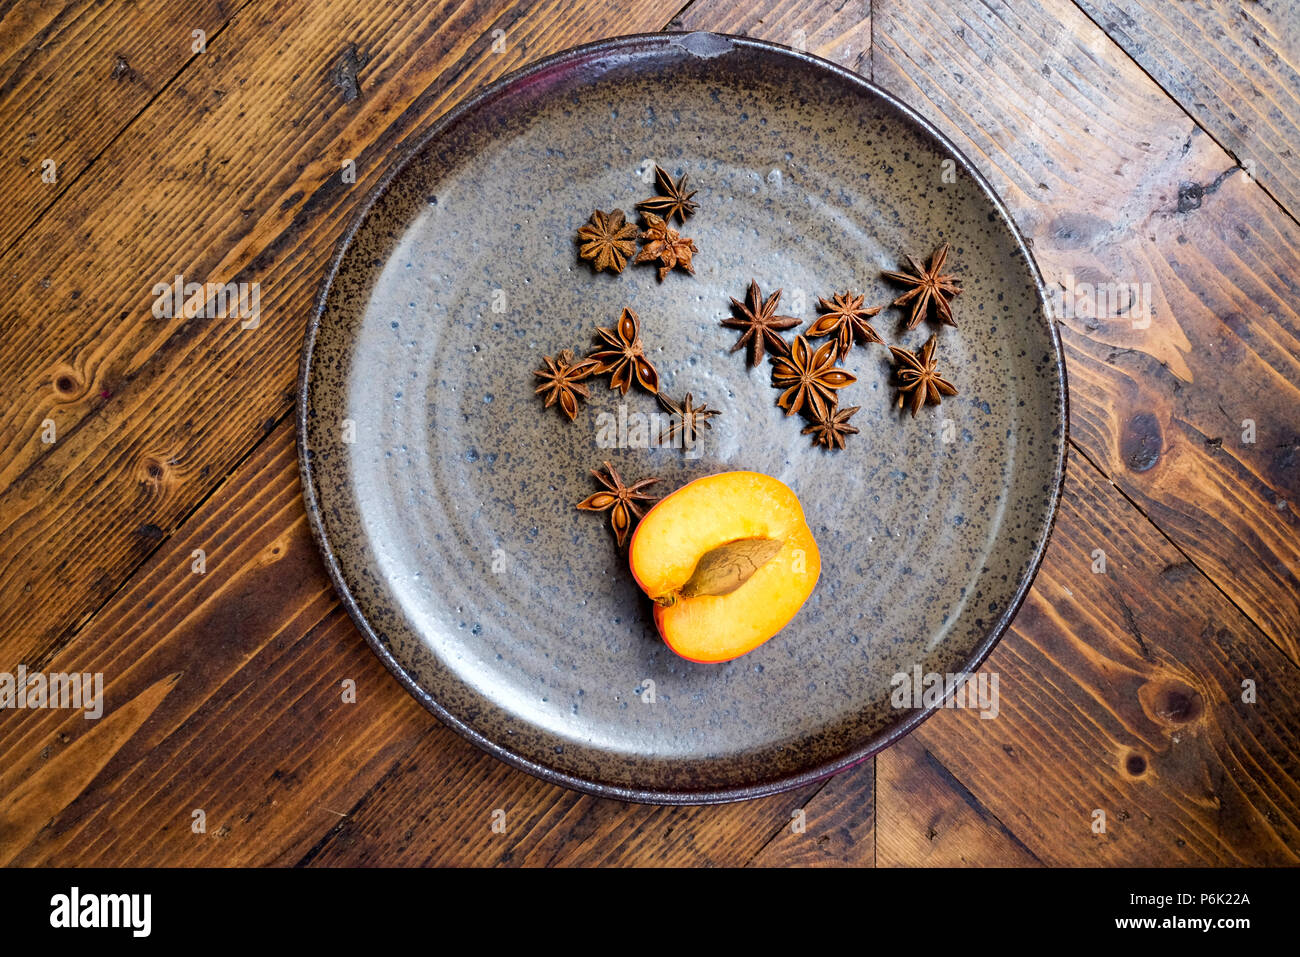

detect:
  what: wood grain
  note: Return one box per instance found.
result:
[0,0,684,673]
[9,423,1295,865]
[0,421,433,866]
[907,456,1299,864]
[0,0,245,253]
[876,736,1040,867]
[873,0,1300,663]
[304,721,820,866]
[0,406,823,867]
[748,761,874,866]
[678,0,871,75]
[0,671,181,864]
[0,0,860,868]
[1073,0,1300,220]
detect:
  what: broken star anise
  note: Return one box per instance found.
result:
[575,461,662,548]
[722,280,801,367]
[635,212,698,281]
[802,404,860,450]
[576,208,639,274]
[657,392,720,447]
[807,291,884,355]
[770,334,857,420]
[883,242,962,330]
[890,335,959,416]
[588,306,660,395]
[533,349,600,421]
[636,165,699,224]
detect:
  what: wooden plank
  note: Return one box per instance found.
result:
[675,0,1300,866]
[1073,0,1300,219]
[0,672,181,862]
[0,0,684,673]
[678,0,870,75]
[901,458,1300,864]
[0,421,431,866]
[0,0,243,253]
[748,762,874,866]
[0,418,812,866]
[871,0,1300,662]
[302,718,819,866]
[876,736,1040,867]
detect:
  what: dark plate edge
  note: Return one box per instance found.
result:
[295,31,1070,806]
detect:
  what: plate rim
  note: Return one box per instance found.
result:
[296,31,1070,805]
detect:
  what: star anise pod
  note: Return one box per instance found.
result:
[533,349,600,421]
[807,291,884,355]
[722,280,801,367]
[635,212,698,281]
[575,461,661,548]
[883,242,962,329]
[657,392,720,447]
[890,335,958,416]
[576,208,639,273]
[802,404,860,450]
[588,306,660,395]
[636,165,699,224]
[770,334,857,420]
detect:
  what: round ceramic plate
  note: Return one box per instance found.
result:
[298,33,1067,804]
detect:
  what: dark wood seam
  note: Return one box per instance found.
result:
[917,746,1045,865]
[1066,0,1300,233]
[0,0,264,264]
[22,404,296,674]
[293,724,442,867]
[743,778,834,865]
[1068,436,1299,674]
[663,0,700,28]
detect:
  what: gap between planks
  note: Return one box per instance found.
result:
[1064,0,1300,233]
[1067,435,1299,675]
[0,0,263,265]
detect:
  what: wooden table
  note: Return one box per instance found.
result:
[2,0,1297,867]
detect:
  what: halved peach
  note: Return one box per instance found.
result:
[628,471,821,663]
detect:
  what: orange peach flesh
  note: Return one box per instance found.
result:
[628,471,821,663]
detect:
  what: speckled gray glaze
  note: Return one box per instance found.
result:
[297,33,1067,804]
